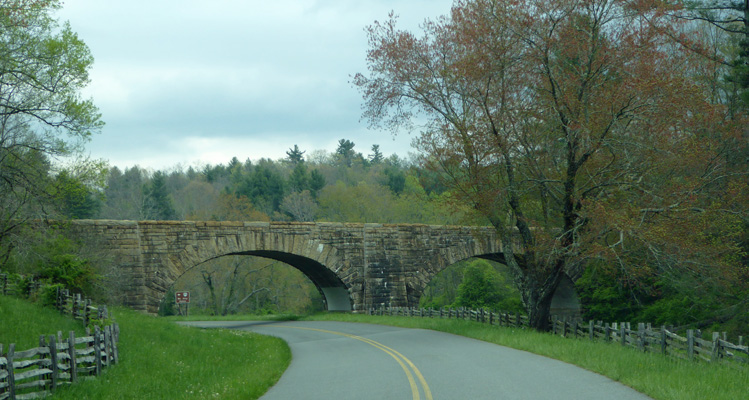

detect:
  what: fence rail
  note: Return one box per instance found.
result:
[1,272,120,399]
[369,306,748,366]
[0,274,40,298]
[1,274,108,327]
[0,324,119,400]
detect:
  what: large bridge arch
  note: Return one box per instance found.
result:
[175,250,353,311]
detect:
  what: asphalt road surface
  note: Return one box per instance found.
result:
[180,320,652,400]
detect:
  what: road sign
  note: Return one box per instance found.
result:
[175,291,190,304]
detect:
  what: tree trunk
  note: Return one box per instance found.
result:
[515,260,566,332]
[525,286,556,331]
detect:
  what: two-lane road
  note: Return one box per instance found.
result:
[180,321,652,400]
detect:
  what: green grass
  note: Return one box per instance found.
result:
[303,313,749,400]
[166,313,301,322]
[51,308,291,399]
[0,295,86,349]
[0,297,290,400]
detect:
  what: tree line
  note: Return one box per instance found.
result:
[92,140,469,225]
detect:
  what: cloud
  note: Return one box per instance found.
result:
[58,0,453,170]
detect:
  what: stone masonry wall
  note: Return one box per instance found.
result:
[68,220,514,314]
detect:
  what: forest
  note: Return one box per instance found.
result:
[1,0,747,335]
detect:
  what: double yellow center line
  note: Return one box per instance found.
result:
[282,326,433,400]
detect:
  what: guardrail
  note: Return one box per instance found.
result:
[369,306,748,366]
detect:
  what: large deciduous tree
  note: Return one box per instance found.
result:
[356,0,747,330]
[1,0,103,257]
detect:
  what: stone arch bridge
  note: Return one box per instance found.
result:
[67,220,577,315]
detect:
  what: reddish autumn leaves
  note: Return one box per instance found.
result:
[356,0,748,330]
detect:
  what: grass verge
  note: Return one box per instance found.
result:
[0,300,290,400]
[0,295,86,349]
[304,313,748,400]
[50,308,290,399]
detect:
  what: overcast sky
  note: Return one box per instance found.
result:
[56,0,454,170]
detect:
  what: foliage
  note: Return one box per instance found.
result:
[354,0,748,330]
[39,283,65,307]
[455,261,502,308]
[576,264,652,323]
[30,233,98,295]
[287,162,309,192]
[212,193,269,221]
[285,144,305,164]
[158,286,178,316]
[53,169,103,219]
[681,0,749,112]
[235,163,286,215]
[0,0,103,257]
[422,258,524,313]
[100,166,147,219]
[334,138,359,167]
[577,258,749,337]
[368,144,384,163]
[280,190,318,221]
[142,171,177,220]
[172,256,324,316]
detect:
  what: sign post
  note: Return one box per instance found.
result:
[175,291,190,316]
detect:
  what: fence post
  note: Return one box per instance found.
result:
[103,326,112,367]
[48,335,58,392]
[687,329,695,360]
[620,324,626,347]
[112,323,120,364]
[660,326,667,355]
[604,323,611,342]
[711,332,721,362]
[60,289,67,314]
[71,294,78,320]
[7,343,17,400]
[638,323,646,352]
[56,286,62,314]
[37,334,47,389]
[68,331,77,383]
[572,321,578,338]
[93,326,102,376]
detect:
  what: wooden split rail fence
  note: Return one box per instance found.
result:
[369,306,748,366]
[0,275,41,298]
[52,288,109,328]
[1,272,120,399]
[1,274,108,327]
[0,324,119,400]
